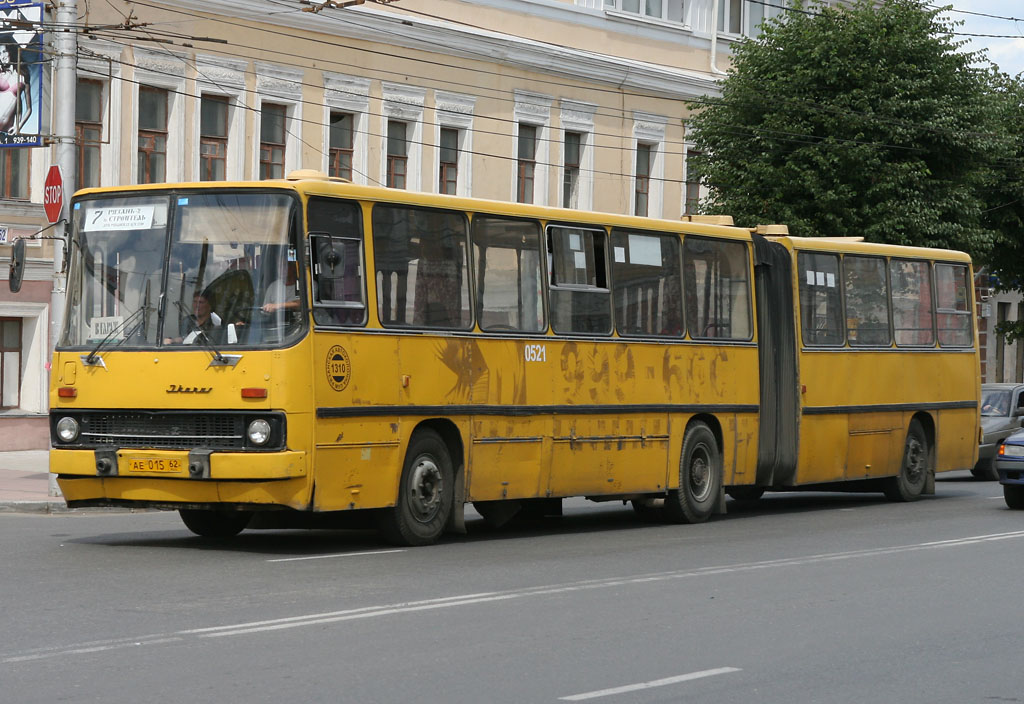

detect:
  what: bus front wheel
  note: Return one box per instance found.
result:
[884,419,929,502]
[179,509,252,538]
[378,429,454,546]
[665,422,721,524]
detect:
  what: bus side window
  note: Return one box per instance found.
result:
[890,259,935,347]
[373,204,472,330]
[307,197,366,327]
[610,228,683,337]
[798,251,844,346]
[844,255,892,347]
[472,215,545,333]
[935,262,973,347]
[548,225,612,335]
[683,237,752,340]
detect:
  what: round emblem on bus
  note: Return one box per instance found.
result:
[326,345,351,392]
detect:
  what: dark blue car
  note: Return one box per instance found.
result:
[994,429,1024,509]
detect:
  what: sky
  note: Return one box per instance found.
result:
[942,1,1024,76]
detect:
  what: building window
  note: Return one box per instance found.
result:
[1,318,21,409]
[137,86,167,184]
[200,94,228,181]
[635,143,651,216]
[329,111,354,181]
[76,79,103,189]
[439,127,459,195]
[684,148,703,214]
[0,148,29,200]
[563,131,581,209]
[260,103,287,180]
[719,0,788,36]
[604,0,665,19]
[386,120,408,189]
[517,124,537,204]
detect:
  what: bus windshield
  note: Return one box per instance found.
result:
[61,191,304,349]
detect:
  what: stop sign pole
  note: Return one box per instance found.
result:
[43,165,64,225]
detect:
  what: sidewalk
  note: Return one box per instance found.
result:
[0,450,68,514]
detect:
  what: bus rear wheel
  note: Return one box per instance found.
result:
[179,508,252,538]
[665,422,721,524]
[378,429,454,546]
[884,419,929,502]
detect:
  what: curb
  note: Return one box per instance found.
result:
[0,500,135,515]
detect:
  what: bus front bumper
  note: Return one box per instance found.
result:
[51,448,309,509]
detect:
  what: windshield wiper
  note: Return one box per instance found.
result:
[81,307,147,368]
[171,300,237,367]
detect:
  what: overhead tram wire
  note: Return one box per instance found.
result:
[77,19,1012,155]
[80,34,989,175]
[90,0,1020,148]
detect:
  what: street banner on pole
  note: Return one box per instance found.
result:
[0,1,44,147]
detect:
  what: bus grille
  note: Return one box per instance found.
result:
[78,412,246,450]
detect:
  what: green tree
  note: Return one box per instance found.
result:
[687,0,1007,255]
[978,74,1024,341]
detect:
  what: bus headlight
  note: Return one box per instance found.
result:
[56,417,80,443]
[247,419,272,446]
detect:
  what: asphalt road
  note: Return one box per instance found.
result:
[2,471,1021,704]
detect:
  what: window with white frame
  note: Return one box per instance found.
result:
[381,83,425,191]
[632,112,666,218]
[195,55,247,182]
[137,86,168,184]
[599,0,687,23]
[435,91,475,197]
[75,78,104,189]
[254,62,303,181]
[200,94,228,181]
[719,0,789,36]
[323,73,370,185]
[0,147,29,200]
[559,99,596,211]
[260,103,287,180]
[1,318,21,409]
[683,144,708,215]
[513,91,552,206]
[386,119,408,189]
[133,50,185,184]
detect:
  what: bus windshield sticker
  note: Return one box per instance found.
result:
[574,251,587,269]
[83,206,157,232]
[628,234,662,266]
[326,345,352,392]
[614,246,626,263]
[88,316,124,342]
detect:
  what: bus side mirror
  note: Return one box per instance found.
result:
[8,238,26,293]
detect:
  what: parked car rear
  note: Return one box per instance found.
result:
[976,383,1024,480]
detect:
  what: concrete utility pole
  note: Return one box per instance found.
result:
[49,0,77,496]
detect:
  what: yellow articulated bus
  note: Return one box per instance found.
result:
[42,172,979,545]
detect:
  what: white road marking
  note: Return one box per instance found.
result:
[6,530,1024,664]
[559,667,741,701]
[266,549,405,562]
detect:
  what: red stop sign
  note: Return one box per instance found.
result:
[43,165,64,224]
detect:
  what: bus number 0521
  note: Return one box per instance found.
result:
[524,344,546,362]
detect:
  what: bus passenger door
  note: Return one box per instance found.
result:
[752,236,799,486]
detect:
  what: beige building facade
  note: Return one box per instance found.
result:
[1,0,839,449]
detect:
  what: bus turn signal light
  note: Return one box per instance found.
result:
[241,387,268,399]
[58,387,77,398]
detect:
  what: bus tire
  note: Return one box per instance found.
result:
[179,509,252,538]
[727,486,765,503]
[665,422,721,524]
[884,419,929,502]
[1004,484,1024,510]
[378,429,454,546]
